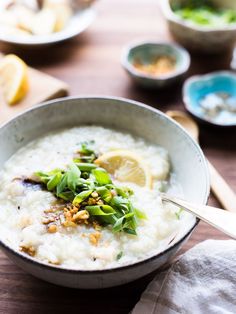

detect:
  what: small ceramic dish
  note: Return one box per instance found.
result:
[121,41,190,89]
[0,8,95,47]
[160,0,236,54]
[183,71,236,127]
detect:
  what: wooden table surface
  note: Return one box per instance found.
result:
[0,0,235,313]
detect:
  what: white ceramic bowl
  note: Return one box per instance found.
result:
[161,0,236,54]
[0,8,95,47]
[0,96,210,289]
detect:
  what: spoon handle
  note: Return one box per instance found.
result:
[208,162,236,213]
[162,194,236,239]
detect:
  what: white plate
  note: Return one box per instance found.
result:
[0,8,96,47]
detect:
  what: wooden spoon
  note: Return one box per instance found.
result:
[166,110,236,213]
[162,194,236,239]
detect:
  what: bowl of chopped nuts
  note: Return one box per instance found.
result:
[0,96,209,288]
[121,41,191,88]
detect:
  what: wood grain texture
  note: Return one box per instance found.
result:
[0,0,235,313]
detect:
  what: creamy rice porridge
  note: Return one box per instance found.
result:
[0,126,192,270]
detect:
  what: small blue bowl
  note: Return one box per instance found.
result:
[183,71,236,127]
[121,41,190,89]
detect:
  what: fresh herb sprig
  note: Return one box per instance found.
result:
[35,143,145,235]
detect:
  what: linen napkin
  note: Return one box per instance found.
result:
[132,240,236,314]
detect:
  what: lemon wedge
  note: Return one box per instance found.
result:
[95,150,153,188]
[0,54,29,105]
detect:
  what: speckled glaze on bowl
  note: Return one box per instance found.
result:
[183,71,236,127]
[0,8,95,47]
[121,41,190,88]
[0,96,210,289]
[161,0,236,54]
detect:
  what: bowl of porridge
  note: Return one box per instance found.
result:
[0,96,210,288]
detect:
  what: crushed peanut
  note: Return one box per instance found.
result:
[89,232,101,246]
[48,260,61,266]
[87,197,97,205]
[42,217,55,224]
[93,221,102,231]
[72,210,89,222]
[91,191,98,198]
[20,245,36,256]
[42,201,101,232]
[48,224,57,233]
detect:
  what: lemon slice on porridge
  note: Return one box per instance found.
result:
[0,54,29,105]
[95,150,153,188]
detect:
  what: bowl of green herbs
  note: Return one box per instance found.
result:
[161,0,236,53]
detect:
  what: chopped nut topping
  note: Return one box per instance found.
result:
[44,208,55,213]
[42,217,55,224]
[42,200,100,232]
[48,260,61,266]
[91,191,98,198]
[72,210,89,222]
[87,197,97,205]
[48,224,57,233]
[93,221,102,231]
[62,220,77,228]
[20,245,36,256]
[70,205,79,214]
[89,232,101,246]
[64,211,72,220]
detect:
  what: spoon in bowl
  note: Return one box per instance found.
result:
[166,110,236,213]
[162,193,236,239]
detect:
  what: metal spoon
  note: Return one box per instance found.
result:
[162,193,236,239]
[166,110,236,213]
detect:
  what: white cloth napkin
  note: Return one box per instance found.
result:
[132,240,236,314]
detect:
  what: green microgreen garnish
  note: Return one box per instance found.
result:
[34,145,145,235]
[116,251,123,260]
[175,207,184,220]
[74,141,97,163]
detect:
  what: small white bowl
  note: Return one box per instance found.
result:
[160,0,236,54]
[0,8,95,48]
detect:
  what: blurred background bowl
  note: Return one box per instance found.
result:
[121,41,190,89]
[161,0,236,54]
[183,71,236,127]
[0,7,96,48]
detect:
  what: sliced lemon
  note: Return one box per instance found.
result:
[0,54,29,105]
[95,150,153,188]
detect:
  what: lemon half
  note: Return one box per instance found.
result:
[0,54,29,105]
[95,150,153,189]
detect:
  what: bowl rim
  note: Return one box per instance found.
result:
[183,70,236,127]
[160,0,236,32]
[0,8,95,46]
[0,95,210,274]
[121,40,191,81]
